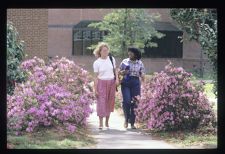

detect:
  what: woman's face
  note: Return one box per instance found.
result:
[100,46,109,57]
[128,51,135,60]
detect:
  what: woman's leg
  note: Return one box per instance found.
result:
[105,115,110,127]
[104,80,115,128]
[130,79,141,128]
[99,116,103,129]
[121,83,132,127]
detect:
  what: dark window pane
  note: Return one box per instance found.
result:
[143,31,183,58]
[74,30,82,40]
[92,31,100,40]
[83,30,91,40]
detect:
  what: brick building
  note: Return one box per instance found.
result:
[7,9,212,74]
[7,9,48,61]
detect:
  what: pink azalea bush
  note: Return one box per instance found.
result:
[7,56,95,135]
[135,61,216,131]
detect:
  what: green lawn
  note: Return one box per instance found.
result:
[147,130,217,148]
[204,83,216,99]
[7,127,96,149]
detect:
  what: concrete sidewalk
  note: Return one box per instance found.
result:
[85,104,177,149]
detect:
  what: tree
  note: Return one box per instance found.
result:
[7,21,27,95]
[170,9,217,96]
[88,9,165,58]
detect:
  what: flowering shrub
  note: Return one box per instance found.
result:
[7,56,95,135]
[135,61,216,131]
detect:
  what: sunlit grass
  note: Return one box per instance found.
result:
[148,130,217,148]
[7,127,96,149]
[204,83,216,99]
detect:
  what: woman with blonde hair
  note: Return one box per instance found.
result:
[93,42,119,129]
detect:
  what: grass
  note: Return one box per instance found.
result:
[204,83,216,99]
[115,98,121,110]
[147,130,217,148]
[7,126,96,149]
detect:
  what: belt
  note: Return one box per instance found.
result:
[129,76,139,79]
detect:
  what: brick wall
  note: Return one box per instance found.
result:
[7,9,48,61]
[48,28,72,58]
[48,9,113,25]
[48,9,113,57]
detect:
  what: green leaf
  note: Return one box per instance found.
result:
[87,9,164,58]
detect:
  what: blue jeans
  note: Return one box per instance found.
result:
[121,76,140,125]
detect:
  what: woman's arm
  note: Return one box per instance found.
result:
[118,69,127,76]
[115,68,120,86]
[141,74,145,83]
[93,73,99,97]
[114,58,123,86]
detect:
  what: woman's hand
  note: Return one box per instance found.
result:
[116,79,120,86]
[95,91,99,98]
[119,70,125,75]
[119,70,129,75]
[140,75,145,85]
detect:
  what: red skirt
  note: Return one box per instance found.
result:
[96,79,116,117]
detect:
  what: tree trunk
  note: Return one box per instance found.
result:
[200,49,203,78]
[122,9,128,58]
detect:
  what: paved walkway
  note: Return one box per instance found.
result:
[85,104,176,149]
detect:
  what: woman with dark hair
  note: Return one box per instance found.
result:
[119,47,145,129]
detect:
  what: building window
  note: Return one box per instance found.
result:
[74,30,83,40]
[73,21,183,58]
[143,22,183,58]
[73,20,105,56]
